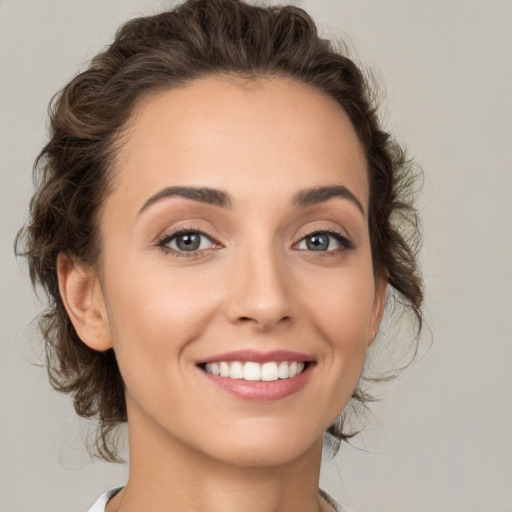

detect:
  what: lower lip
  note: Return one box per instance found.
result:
[198,364,314,401]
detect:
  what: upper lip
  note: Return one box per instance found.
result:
[196,349,314,365]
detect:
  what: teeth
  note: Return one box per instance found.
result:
[278,361,289,379]
[219,362,230,377]
[261,362,278,381]
[203,361,307,381]
[229,361,244,379]
[243,362,261,381]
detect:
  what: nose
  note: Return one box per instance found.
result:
[225,242,292,332]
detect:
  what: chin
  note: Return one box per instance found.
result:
[192,417,324,468]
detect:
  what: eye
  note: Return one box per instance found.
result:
[295,230,354,252]
[157,228,220,256]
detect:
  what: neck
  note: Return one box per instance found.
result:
[107,405,330,512]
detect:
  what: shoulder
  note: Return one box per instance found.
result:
[86,487,123,512]
[320,488,358,512]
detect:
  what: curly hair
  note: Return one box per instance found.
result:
[16,0,423,461]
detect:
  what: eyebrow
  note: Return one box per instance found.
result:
[138,186,233,214]
[292,185,365,217]
[138,184,365,217]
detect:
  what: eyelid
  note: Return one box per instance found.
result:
[155,224,223,257]
[293,226,355,251]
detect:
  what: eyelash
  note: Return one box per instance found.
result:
[156,226,220,258]
[294,227,355,255]
[156,226,354,258]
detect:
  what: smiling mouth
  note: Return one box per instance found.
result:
[199,360,310,381]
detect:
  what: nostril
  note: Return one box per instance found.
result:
[235,315,292,330]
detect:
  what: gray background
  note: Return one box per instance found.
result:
[1,1,511,511]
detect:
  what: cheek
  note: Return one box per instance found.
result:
[306,262,376,342]
[101,258,221,389]
[300,258,376,399]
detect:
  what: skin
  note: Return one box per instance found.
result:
[58,76,386,512]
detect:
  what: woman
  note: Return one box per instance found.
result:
[16,0,422,510]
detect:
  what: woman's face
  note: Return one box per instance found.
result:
[82,76,385,467]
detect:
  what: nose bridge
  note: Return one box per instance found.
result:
[225,230,292,330]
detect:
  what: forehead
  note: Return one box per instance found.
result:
[110,76,369,213]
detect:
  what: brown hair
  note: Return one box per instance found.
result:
[16,0,423,461]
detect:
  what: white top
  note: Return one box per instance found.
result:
[86,488,123,512]
[86,487,351,512]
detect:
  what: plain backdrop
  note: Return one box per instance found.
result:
[1,1,511,511]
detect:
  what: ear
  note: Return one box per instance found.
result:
[57,252,113,352]
[368,278,387,347]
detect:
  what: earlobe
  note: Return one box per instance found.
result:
[368,279,388,347]
[57,252,113,352]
